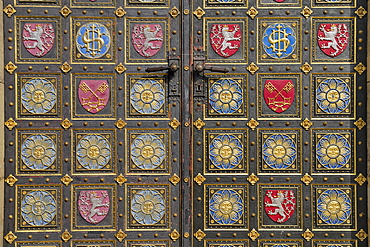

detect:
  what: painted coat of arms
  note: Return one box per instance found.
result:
[22,23,55,57]
[78,80,110,113]
[317,24,349,57]
[132,24,163,58]
[78,190,110,224]
[264,190,296,223]
[210,24,241,58]
[264,80,294,113]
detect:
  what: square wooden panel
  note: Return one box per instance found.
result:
[71,0,116,8]
[126,240,170,247]
[205,240,249,247]
[124,0,169,8]
[203,0,247,8]
[15,241,62,247]
[72,240,115,247]
[259,240,303,247]
[257,0,301,8]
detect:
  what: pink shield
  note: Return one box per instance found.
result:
[317,23,349,57]
[78,190,110,224]
[274,0,286,2]
[22,23,55,57]
[264,190,296,223]
[78,80,110,113]
[132,24,163,58]
[210,24,241,58]
[264,80,295,113]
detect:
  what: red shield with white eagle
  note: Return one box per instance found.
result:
[264,190,296,223]
[264,80,295,113]
[132,24,163,58]
[317,23,349,57]
[210,24,241,58]
[78,80,110,114]
[22,23,55,57]
[78,190,110,224]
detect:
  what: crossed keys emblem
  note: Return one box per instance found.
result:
[264,81,294,111]
[79,81,108,112]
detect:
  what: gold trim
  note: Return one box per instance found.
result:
[4,117,17,130]
[301,118,313,130]
[193,7,205,19]
[301,6,313,18]
[246,62,259,74]
[184,232,190,238]
[354,117,366,130]
[169,173,180,186]
[60,6,72,18]
[115,173,127,186]
[169,118,181,130]
[247,118,259,130]
[193,118,205,130]
[115,63,127,74]
[5,61,17,74]
[194,173,206,185]
[169,6,180,18]
[356,229,368,241]
[248,228,259,241]
[5,174,17,186]
[4,231,17,244]
[115,229,127,242]
[355,6,367,18]
[61,118,73,130]
[302,229,314,241]
[61,174,73,186]
[354,62,366,74]
[61,229,72,242]
[354,173,366,186]
[300,62,312,74]
[114,7,126,18]
[115,118,127,129]
[60,62,72,73]
[247,173,259,185]
[246,7,258,19]
[194,229,206,241]
[3,4,16,17]
[169,229,180,241]
[301,173,313,185]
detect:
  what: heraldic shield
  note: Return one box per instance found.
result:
[132,24,164,58]
[264,190,296,223]
[264,80,295,113]
[78,190,110,224]
[78,80,110,113]
[210,24,241,58]
[317,23,349,57]
[22,23,55,57]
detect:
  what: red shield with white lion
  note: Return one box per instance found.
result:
[132,24,163,58]
[210,24,241,58]
[22,23,55,57]
[78,190,110,224]
[264,190,296,223]
[317,23,349,57]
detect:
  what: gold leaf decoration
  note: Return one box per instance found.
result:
[301,118,313,130]
[246,62,259,74]
[115,229,127,242]
[354,117,366,130]
[169,6,180,18]
[169,229,180,241]
[60,62,72,73]
[354,62,366,75]
[302,229,314,241]
[3,4,16,17]
[114,7,126,18]
[169,118,181,130]
[61,118,73,130]
[60,6,71,17]
[194,173,206,185]
[193,118,205,130]
[247,118,259,130]
[5,61,17,74]
[115,118,127,129]
[355,6,367,18]
[61,229,72,242]
[301,173,313,185]
[193,7,205,19]
[4,231,17,244]
[194,229,206,241]
[247,7,258,19]
[301,6,313,18]
[300,62,312,74]
[5,174,18,186]
[169,173,181,186]
[248,228,259,241]
[355,173,366,186]
[356,229,368,241]
[4,117,17,130]
[247,173,259,185]
[115,63,127,74]
[61,174,73,186]
[115,173,127,186]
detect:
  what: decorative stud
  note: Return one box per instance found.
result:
[194,229,206,241]
[194,173,206,185]
[300,62,312,74]
[247,118,259,130]
[60,62,72,73]
[246,62,259,74]
[356,229,368,241]
[4,118,17,130]
[354,117,366,130]
[354,62,366,74]
[193,7,205,19]
[3,4,16,17]
[193,118,205,130]
[169,173,181,186]
[248,228,259,241]
[355,6,367,18]
[301,173,313,185]
[169,6,180,18]
[247,173,259,185]
[169,118,181,130]
[115,118,127,129]
[355,173,366,186]
[61,230,72,242]
[115,63,127,74]
[60,6,72,18]
[302,229,314,241]
[61,118,73,130]
[115,173,127,186]
[301,118,313,130]
[5,61,17,74]
[247,7,258,19]
[115,229,127,242]
[4,231,17,244]
[5,174,17,186]
[301,6,313,18]
[61,174,73,186]
[169,229,180,241]
[114,7,126,18]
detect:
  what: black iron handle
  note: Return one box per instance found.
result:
[195,63,229,73]
[145,63,179,73]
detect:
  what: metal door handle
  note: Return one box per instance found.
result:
[145,63,179,73]
[195,63,229,73]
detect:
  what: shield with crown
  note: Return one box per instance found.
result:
[78,190,110,224]
[317,23,349,57]
[22,23,55,57]
[131,24,163,58]
[210,24,241,58]
[264,190,296,223]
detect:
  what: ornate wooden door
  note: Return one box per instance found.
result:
[3,0,368,246]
